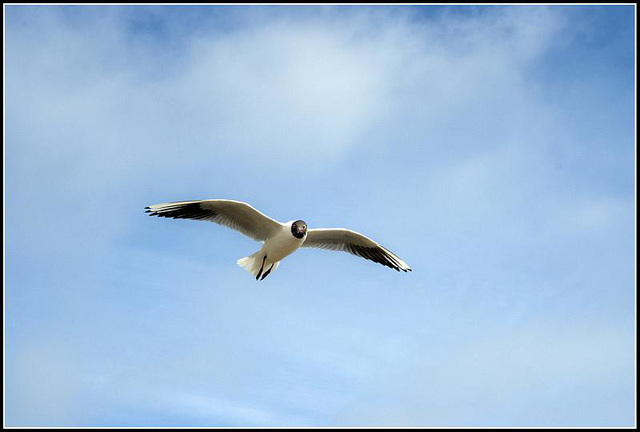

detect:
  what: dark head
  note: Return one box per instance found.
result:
[291,220,307,239]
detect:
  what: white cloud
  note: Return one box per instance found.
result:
[6,6,568,180]
[332,318,635,426]
[168,21,393,166]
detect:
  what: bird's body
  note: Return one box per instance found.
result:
[145,199,411,280]
[237,221,306,279]
[262,221,307,262]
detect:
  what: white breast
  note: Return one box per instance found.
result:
[262,224,305,262]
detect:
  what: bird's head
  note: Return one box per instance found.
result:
[291,220,307,239]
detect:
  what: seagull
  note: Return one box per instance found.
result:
[145,199,412,280]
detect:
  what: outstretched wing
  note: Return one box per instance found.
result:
[302,228,411,272]
[145,199,282,242]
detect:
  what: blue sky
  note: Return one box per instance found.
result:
[4,5,635,427]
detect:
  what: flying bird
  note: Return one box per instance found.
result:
[145,199,411,280]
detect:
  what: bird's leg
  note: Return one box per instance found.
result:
[260,263,275,281]
[255,255,267,280]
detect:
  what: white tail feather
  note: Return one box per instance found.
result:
[237,251,262,277]
[237,251,280,278]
